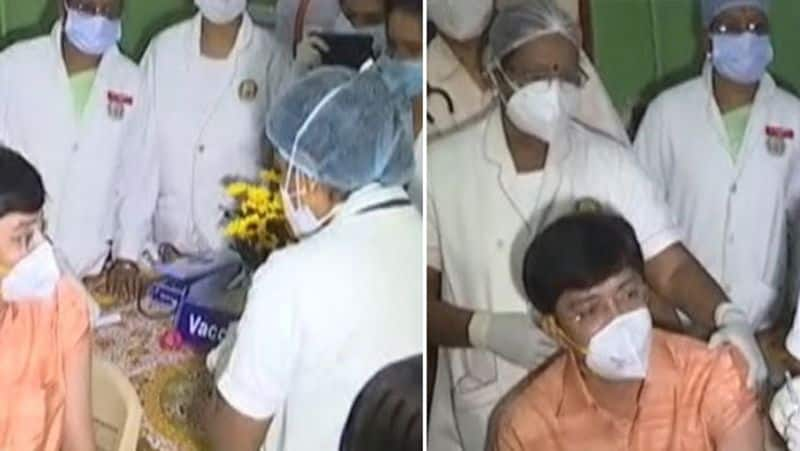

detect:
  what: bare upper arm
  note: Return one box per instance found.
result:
[427,266,441,301]
[208,389,272,451]
[61,333,96,451]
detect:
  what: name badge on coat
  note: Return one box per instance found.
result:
[238,79,258,102]
[766,125,794,157]
[107,90,134,121]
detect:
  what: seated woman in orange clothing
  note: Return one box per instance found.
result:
[0,147,95,451]
[491,212,763,451]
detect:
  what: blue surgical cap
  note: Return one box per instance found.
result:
[701,0,769,27]
[266,65,415,193]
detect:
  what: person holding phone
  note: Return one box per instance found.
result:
[294,0,389,72]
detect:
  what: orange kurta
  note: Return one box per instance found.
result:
[0,276,90,451]
[492,330,758,451]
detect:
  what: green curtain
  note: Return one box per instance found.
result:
[590,0,800,130]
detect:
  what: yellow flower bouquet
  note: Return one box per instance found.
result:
[223,170,294,270]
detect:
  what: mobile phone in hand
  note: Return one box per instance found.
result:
[312,32,375,70]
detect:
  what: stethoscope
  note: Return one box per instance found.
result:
[427,84,454,125]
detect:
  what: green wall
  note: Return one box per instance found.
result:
[0,0,275,60]
[590,0,800,130]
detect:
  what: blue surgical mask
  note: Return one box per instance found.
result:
[64,6,121,56]
[378,57,423,100]
[711,32,773,85]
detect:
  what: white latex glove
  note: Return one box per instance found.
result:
[469,311,559,369]
[770,376,800,448]
[294,33,329,72]
[709,303,768,390]
[788,423,800,451]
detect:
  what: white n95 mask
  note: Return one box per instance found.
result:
[64,5,121,56]
[195,0,247,24]
[505,79,578,144]
[280,183,325,238]
[585,307,653,381]
[1,241,61,303]
[429,0,493,41]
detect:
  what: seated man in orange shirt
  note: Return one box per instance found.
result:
[0,147,95,451]
[492,212,764,451]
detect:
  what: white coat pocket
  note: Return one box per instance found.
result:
[452,380,501,451]
[452,348,501,451]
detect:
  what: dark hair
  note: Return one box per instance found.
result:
[340,355,422,451]
[386,0,422,16]
[0,146,45,218]
[522,213,645,315]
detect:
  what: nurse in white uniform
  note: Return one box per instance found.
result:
[634,0,800,332]
[427,0,628,144]
[274,0,341,48]
[208,66,421,450]
[0,0,148,278]
[293,0,388,73]
[427,2,767,451]
[110,0,292,292]
[427,0,496,139]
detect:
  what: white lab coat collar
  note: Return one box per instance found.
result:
[333,183,410,222]
[482,109,568,234]
[50,19,120,81]
[185,11,255,67]
[482,108,571,173]
[428,36,462,86]
[701,61,777,167]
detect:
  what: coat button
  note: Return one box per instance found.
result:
[198,144,205,153]
[730,183,737,194]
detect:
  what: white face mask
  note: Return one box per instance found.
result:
[280,156,341,239]
[429,0,493,41]
[1,240,61,303]
[585,307,653,381]
[505,79,578,143]
[280,182,324,238]
[333,13,387,56]
[195,0,247,24]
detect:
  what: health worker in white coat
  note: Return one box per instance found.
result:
[207,66,422,450]
[634,0,800,333]
[0,0,148,278]
[109,0,292,292]
[427,0,628,145]
[292,0,388,73]
[427,2,767,451]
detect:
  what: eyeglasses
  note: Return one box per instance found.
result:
[499,64,589,91]
[710,21,769,35]
[567,282,648,325]
[68,1,123,19]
